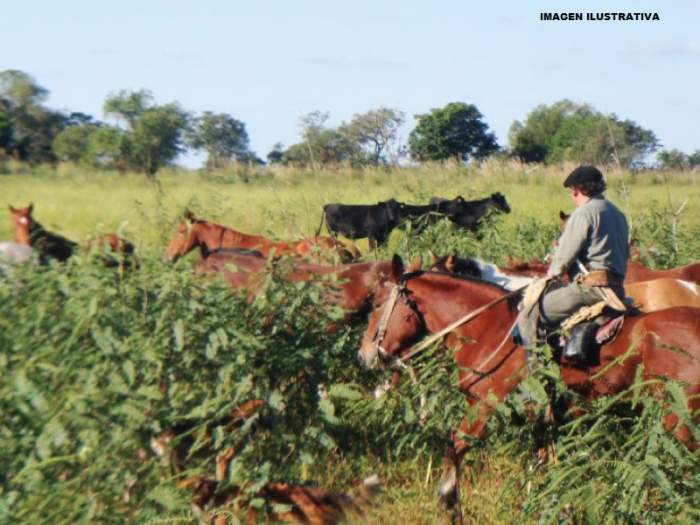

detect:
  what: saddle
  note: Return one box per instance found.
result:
[516,277,637,367]
[553,302,628,366]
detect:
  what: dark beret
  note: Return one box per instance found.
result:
[563,166,604,188]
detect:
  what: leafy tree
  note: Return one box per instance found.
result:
[52,120,128,169]
[283,111,364,168]
[687,150,700,168]
[0,69,48,107]
[52,123,98,162]
[280,143,311,167]
[657,149,687,170]
[340,107,405,165]
[299,110,329,170]
[408,102,498,162]
[187,112,251,169]
[509,100,659,167]
[125,103,189,176]
[103,90,153,129]
[0,70,65,163]
[103,90,189,176]
[0,99,14,156]
[266,142,285,164]
[283,130,362,167]
[84,126,128,169]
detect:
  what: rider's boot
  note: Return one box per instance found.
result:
[563,321,598,362]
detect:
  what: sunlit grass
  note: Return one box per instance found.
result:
[3,161,699,259]
[2,160,700,524]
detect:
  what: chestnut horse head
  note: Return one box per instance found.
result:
[166,210,204,262]
[9,203,33,245]
[358,255,427,368]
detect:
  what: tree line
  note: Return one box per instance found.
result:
[1,69,697,177]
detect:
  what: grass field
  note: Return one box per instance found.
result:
[3,161,700,260]
[2,161,700,524]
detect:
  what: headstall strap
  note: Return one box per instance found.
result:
[372,282,402,350]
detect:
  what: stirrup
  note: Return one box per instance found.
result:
[563,322,598,362]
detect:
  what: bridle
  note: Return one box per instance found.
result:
[370,274,424,362]
[370,272,527,370]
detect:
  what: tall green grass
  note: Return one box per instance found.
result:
[2,160,699,261]
[2,162,700,523]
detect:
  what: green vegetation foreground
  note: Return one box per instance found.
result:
[3,162,700,524]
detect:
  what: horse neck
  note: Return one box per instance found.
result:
[470,197,490,212]
[406,272,525,396]
[407,272,516,334]
[471,259,535,291]
[196,222,234,255]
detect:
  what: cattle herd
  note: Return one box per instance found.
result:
[6,192,700,524]
[321,192,510,247]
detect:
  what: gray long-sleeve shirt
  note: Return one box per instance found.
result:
[549,194,629,279]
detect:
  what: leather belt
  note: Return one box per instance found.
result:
[575,269,623,287]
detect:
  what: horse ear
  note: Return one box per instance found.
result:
[445,255,456,273]
[8,205,17,213]
[390,254,404,282]
[184,209,195,221]
[27,203,33,215]
[407,256,422,273]
[559,210,569,229]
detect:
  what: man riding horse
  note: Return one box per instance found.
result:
[520,165,630,361]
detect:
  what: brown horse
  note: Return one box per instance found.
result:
[433,254,700,312]
[166,210,360,263]
[195,248,390,316]
[9,203,135,267]
[358,255,700,523]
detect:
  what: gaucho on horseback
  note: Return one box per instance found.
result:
[518,165,630,361]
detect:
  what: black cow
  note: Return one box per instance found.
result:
[319,199,406,248]
[430,192,511,231]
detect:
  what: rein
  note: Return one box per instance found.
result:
[371,274,527,379]
[399,284,526,362]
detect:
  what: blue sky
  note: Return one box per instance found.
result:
[4,1,699,166]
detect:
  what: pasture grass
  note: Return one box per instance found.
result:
[2,161,700,524]
[3,160,699,261]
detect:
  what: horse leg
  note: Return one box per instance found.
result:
[439,404,493,524]
[439,441,464,525]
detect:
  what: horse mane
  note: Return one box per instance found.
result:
[406,267,514,294]
[430,254,482,278]
[428,254,529,293]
